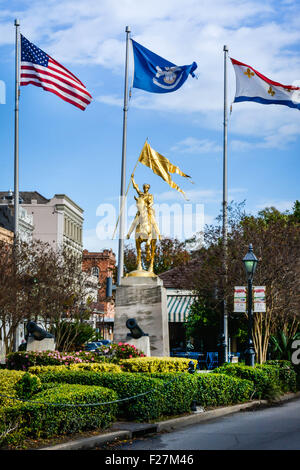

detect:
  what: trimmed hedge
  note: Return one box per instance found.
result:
[120,357,197,373]
[28,362,122,375]
[264,360,297,393]
[1,383,117,445]
[213,363,295,399]
[194,373,254,407]
[0,370,26,408]
[145,372,197,416]
[28,367,167,421]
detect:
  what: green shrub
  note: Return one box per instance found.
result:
[2,384,117,445]
[0,370,25,408]
[28,367,165,421]
[213,364,282,400]
[28,362,122,375]
[147,372,197,416]
[194,373,254,407]
[120,357,197,373]
[69,362,122,373]
[15,373,42,400]
[264,361,297,393]
[6,350,104,371]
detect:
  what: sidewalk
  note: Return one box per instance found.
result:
[40,391,300,450]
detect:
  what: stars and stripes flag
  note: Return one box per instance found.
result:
[231,58,300,110]
[20,35,92,110]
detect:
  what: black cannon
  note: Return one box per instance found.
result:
[26,321,55,341]
[126,318,148,339]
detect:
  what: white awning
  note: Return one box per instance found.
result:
[167,290,196,322]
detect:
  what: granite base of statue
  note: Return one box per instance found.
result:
[113,276,169,357]
[25,321,56,352]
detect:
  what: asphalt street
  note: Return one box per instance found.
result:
[105,398,300,450]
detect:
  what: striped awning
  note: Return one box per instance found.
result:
[167,290,196,322]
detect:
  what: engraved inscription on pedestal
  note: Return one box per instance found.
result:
[113,276,169,357]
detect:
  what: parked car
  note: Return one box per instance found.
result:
[98,339,111,346]
[84,342,100,352]
[84,340,112,352]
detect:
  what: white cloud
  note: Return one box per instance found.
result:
[171,137,222,154]
[83,227,117,252]
[1,0,299,144]
[255,200,295,212]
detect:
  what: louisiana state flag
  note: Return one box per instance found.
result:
[231,58,300,110]
[131,39,197,94]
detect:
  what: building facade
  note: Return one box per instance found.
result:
[0,191,34,242]
[0,191,84,254]
[82,249,116,340]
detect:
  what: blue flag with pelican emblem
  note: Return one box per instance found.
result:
[131,39,197,94]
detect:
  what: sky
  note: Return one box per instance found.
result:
[0,0,299,256]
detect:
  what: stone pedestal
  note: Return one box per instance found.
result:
[26,337,56,352]
[114,276,170,357]
[125,336,151,357]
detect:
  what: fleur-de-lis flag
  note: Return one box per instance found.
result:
[231,58,300,110]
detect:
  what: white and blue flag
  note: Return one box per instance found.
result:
[231,58,300,110]
[131,39,197,94]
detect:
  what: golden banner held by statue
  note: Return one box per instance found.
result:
[138,141,191,200]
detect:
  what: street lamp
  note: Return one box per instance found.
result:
[243,243,258,367]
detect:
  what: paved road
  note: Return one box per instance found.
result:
[107,398,300,450]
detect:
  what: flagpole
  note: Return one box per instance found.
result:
[117,25,131,286]
[14,18,20,243]
[222,44,229,362]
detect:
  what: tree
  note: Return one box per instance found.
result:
[0,239,92,352]
[190,201,300,363]
[124,237,191,275]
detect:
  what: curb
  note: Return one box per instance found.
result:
[40,392,300,450]
[41,430,132,451]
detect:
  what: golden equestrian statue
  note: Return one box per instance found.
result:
[126,175,161,276]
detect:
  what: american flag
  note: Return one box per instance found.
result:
[20,35,92,111]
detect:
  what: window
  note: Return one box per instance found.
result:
[91,266,99,277]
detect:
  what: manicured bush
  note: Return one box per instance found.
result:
[6,350,104,371]
[213,364,283,399]
[0,370,25,408]
[14,373,42,400]
[2,383,117,445]
[120,357,197,373]
[28,362,122,375]
[70,362,122,373]
[194,373,254,407]
[28,367,166,421]
[263,361,297,393]
[146,372,197,416]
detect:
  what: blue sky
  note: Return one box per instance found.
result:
[0,0,299,255]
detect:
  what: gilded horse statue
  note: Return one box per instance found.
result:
[126,176,161,276]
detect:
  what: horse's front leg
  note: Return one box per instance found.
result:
[136,238,142,271]
[148,238,157,273]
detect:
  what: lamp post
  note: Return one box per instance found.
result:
[242,243,258,367]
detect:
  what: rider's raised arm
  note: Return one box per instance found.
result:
[131,175,142,196]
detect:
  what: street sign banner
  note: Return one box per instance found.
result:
[234,286,246,312]
[253,286,266,312]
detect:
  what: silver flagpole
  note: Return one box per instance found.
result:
[222,45,229,362]
[14,19,20,243]
[117,25,131,286]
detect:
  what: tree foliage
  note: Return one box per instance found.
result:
[0,239,93,352]
[190,201,300,363]
[124,237,191,275]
